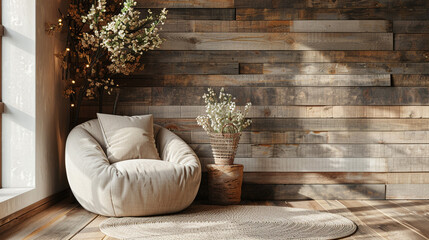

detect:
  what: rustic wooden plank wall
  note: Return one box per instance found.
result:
[81,0,429,199]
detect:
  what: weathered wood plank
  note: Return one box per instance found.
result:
[250,143,429,158]
[191,130,429,144]
[141,50,429,64]
[388,158,429,172]
[161,20,391,32]
[339,200,427,239]
[141,50,429,63]
[234,0,429,9]
[118,74,391,87]
[0,201,77,240]
[236,8,429,21]
[250,87,429,106]
[243,172,387,184]
[84,105,404,120]
[333,106,399,118]
[387,184,429,199]
[392,75,429,87]
[239,63,263,74]
[250,118,429,131]
[160,33,393,50]
[393,21,429,33]
[136,0,233,8]
[154,118,429,131]
[137,63,239,75]
[262,63,429,75]
[176,106,400,119]
[23,207,97,239]
[200,157,388,172]
[140,8,236,20]
[400,106,429,118]
[242,184,386,200]
[112,87,429,106]
[387,173,429,184]
[395,34,429,50]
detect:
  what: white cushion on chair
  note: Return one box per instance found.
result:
[97,113,160,163]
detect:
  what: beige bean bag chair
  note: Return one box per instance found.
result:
[65,119,201,217]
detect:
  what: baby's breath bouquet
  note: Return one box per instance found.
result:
[197,88,252,165]
[48,0,167,127]
[197,88,252,134]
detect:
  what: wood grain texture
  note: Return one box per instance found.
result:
[106,105,400,119]
[140,8,236,20]
[136,0,234,8]
[339,200,427,239]
[195,143,429,158]
[191,130,429,144]
[118,74,391,87]
[200,157,388,172]
[243,172,387,184]
[364,200,429,238]
[393,21,429,33]
[81,0,429,199]
[262,63,429,75]
[387,184,429,199]
[141,50,429,63]
[152,118,429,131]
[392,75,429,86]
[138,63,239,75]
[395,34,429,50]
[387,173,429,184]
[110,87,429,106]
[160,33,393,50]
[239,63,263,74]
[234,0,429,9]
[236,8,429,21]
[387,158,429,172]
[242,184,386,200]
[161,20,391,32]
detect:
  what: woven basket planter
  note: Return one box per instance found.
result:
[208,132,242,165]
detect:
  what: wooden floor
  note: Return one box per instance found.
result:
[1,199,429,239]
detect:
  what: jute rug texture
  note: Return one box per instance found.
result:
[99,205,357,239]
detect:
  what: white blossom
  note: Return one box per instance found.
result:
[197,88,252,134]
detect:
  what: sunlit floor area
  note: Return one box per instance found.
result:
[0,199,428,239]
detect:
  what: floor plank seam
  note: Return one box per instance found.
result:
[68,214,100,240]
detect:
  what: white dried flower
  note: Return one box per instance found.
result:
[196,88,252,134]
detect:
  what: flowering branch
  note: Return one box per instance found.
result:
[47,0,167,127]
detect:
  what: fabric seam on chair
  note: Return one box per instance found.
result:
[109,173,117,216]
[97,117,111,148]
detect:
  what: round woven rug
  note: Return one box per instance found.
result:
[99,205,357,240]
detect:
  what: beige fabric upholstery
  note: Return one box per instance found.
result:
[65,119,201,217]
[97,113,160,163]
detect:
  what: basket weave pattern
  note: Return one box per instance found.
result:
[209,132,242,165]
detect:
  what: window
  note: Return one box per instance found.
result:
[0,1,3,188]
